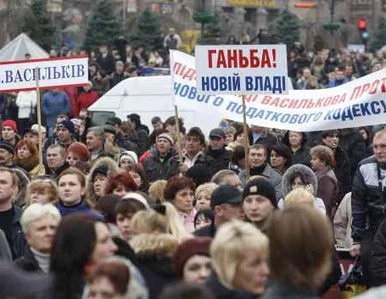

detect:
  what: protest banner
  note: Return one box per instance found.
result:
[195,45,288,95]
[0,56,88,92]
[0,56,89,171]
[170,50,386,132]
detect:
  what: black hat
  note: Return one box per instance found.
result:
[0,141,14,155]
[57,120,75,134]
[92,165,109,182]
[210,185,242,209]
[186,164,211,186]
[242,178,277,208]
[23,127,39,136]
[105,117,122,126]
[209,128,225,138]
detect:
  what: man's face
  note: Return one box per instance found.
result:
[336,70,345,80]
[322,133,339,150]
[374,134,386,163]
[24,132,39,145]
[99,46,107,54]
[303,69,311,79]
[0,171,15,203]
[86,132,103,151]
[25,215,59,254]
[0,149,13,165]
[46,147,65,170]
[127,118,135,129]
[216,203,243,222]
[345,66,353,77]
[249,148,266,168]
[157,138,172,155]
[152,121,163,131]
[2,126,15,142]
[209,136,225,150]
[184,135,202,156]
[57,126,71,143]
[116,63,124,73]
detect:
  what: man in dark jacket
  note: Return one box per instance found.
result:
[96,44,115,75]
[205,128,231,174]
[0,167,26,259]
[248,125,277,152]
[351,129,386,286]
[127,113,149,156]
[105,117,139,153]
[142,133,179,182]
[15,203,60,273]
[339,128,366,178]
[194,185,243,238]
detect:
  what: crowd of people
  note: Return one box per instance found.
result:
[1,35,386,298]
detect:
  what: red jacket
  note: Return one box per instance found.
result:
[78,90,99,113]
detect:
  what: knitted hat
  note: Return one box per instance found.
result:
[2,120,17,133]
[157,133,174,146]
[57,120,75,134]
[242,178,277,208]
[0,141,14,155]
[173,237,212,278]
[119,151,138,164]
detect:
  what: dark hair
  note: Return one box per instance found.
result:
[115,198,147,219]
[50,213,99,299]
[186,127,205,145]
[88,261,130,295]
[164,176,195,201]
[290,172,308,185]
[127,114,141,128]
[282,131,307,148]
[126,163,149,192]
[95,194,121,223]
[194,209,214,229]
[152,116,162,124]
[105,172,138,194]
[321,130,340,139]
[164,116,186,135]
[230,145,245,164]
[270,143,292,169]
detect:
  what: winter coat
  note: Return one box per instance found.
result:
[333,192,353,249]
[194,222,216,238]
[239,164,283,200]
[0,229,11,261]
[14,246,43,272]
[142,151,179,183]
[292,146,311,167]
[9,206,27,259]
[332,146,351,203]
[205,147,232,174]
[96,53,115,75]
[62,86,79,117]
[351,156,386,243]
[41,91,70,131]
[371,218,386,286]
[116,134,139,154]
[129,234,178,299]
[315,168,338,219]
[206,272,256,299]
[110,72,126,88]
[15,91,37,119]
[260,282,320,299]
[15,152,39,173]
[339,129,366,178]
[86,157,120,204]
[352,285,386,299]
[136,125,149,157]
[77,90,98,112]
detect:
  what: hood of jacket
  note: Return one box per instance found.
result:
[86,157,120,202]
[282,164,318,198]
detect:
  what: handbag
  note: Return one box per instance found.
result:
[338,257,367,298]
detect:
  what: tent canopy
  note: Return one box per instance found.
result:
[0,33,49,61]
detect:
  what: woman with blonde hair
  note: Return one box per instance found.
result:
[25,178,58,207]
[130,202,190,241]
[148,180,167,203]
[207,220,270,298]
[194,183,217,211]
[261,205,333,299]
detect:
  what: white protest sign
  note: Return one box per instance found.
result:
[195,45,288,95]
[0,56,89,92]
[171,50,386,131]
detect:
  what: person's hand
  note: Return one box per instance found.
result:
[305,184,314,195]
[350,244,361,257]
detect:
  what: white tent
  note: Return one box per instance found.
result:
[0,33,49,61]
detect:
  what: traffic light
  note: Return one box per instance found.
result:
[357,18,367,30]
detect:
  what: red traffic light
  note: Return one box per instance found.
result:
[357,18,367,30]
